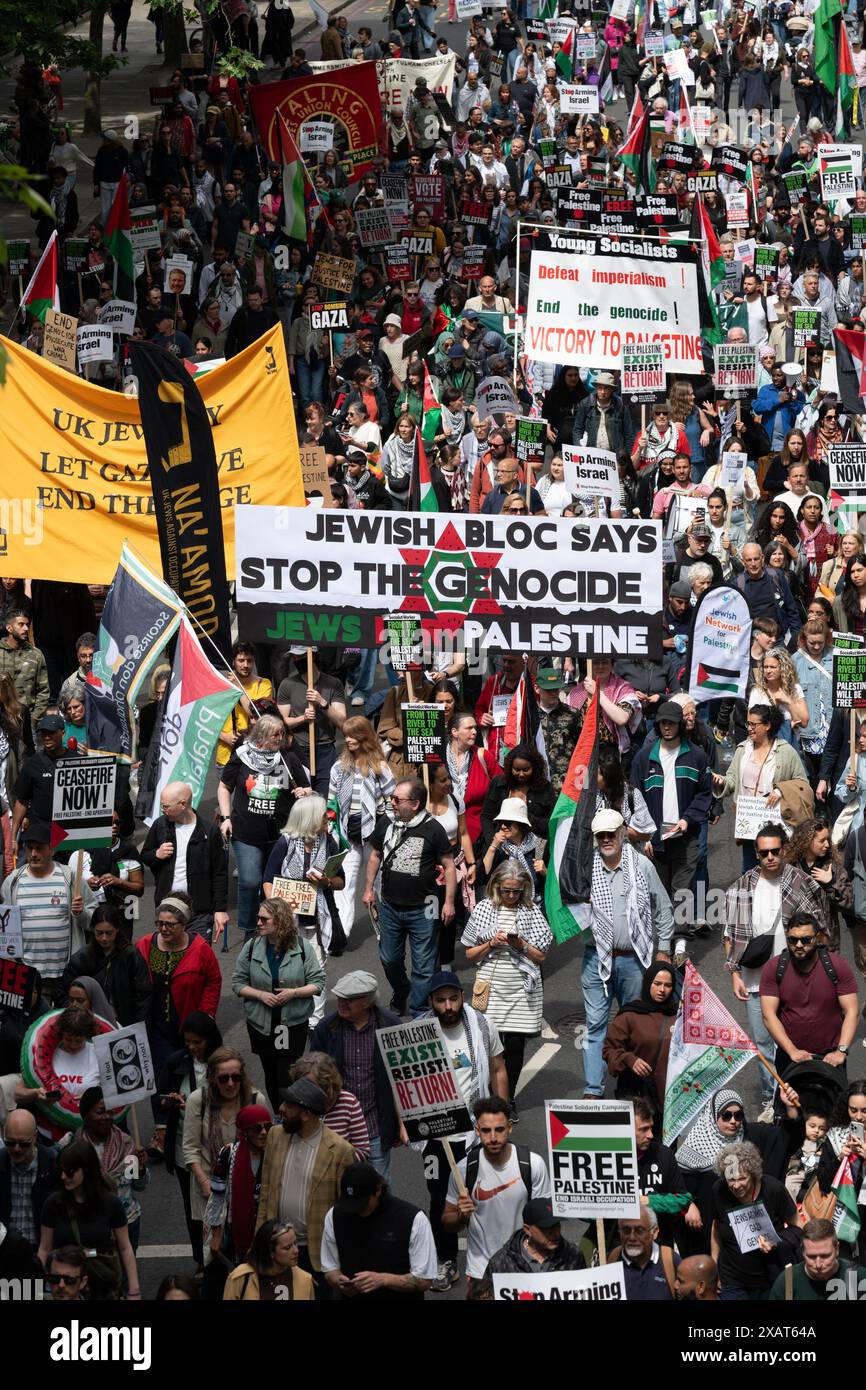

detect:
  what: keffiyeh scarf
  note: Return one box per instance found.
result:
[588,843,653,986]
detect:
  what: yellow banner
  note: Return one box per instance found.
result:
[0,326,303,582]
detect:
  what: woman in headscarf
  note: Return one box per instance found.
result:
[542,365,587,451]
[676,1088,750,1255]
[64,974,118,1026]
[204,1102,273,1300]
[676,1085,797,1255]
[797,493,837,604]
[602,962,677,1116]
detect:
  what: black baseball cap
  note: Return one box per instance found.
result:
[337,1162,382,1214]
[523,1198,559,1229]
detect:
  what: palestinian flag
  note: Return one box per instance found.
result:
[134,615,241,823]
[20,229,59,323]
[548,1103,635,1153]
[814,0,843,96]
[277,110,327,245]
[555,27,575,79]
[831,1156,862,1246]
[837,20,856,137]
[103,174,135,304]
[835,326,866,397]
[537,0,557,17]
[692,191,724,345]
[693,661,742,697]
[408,427,438,512]
[626,88,645,137]
[544,684,600,945]
[615,105,656,194]
[421,363,442,446]
[325,795,351,851]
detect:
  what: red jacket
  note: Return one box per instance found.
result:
[136,931,221,1023]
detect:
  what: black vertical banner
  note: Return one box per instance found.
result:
[128,343,232,663]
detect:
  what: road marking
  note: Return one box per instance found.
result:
[540,1017,558,1041]
[515,1041,561,1096]
[136,1244,192,1259]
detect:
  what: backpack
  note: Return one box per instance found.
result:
[464,1142,533,1202]
[775,946,839,986]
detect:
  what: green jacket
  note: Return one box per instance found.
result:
[0,637,49,722]
[232,932,325,1035]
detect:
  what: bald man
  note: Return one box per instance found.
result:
[0,1109,60,1250]
[141,779,229,944]
[675,1254,719,1300]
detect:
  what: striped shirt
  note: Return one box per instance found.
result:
[15,866,74,978]
[324,1089,370,1159]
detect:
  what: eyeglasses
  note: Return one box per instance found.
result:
[5,1138,34,1149]
[47,1273,82,1286]
[756,846,782,858]
[719,1109,744,1122]
[217,1074,242,1084]
[156,917,181,927]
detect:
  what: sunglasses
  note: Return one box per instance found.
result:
[719,1109,744,1122]
[256,913,272,922]
[500,886,522,894]
[217,1074,242,1084]
[786,935,816,946]
[756,847,782,858]
[244,1121,272,1132]
[47,1273,82,1286]
[5,1138,34,1148]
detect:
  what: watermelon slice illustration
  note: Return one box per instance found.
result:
[21,1009,125,1139]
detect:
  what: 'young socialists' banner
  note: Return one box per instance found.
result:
[235,509,664,658]
[525,242,702,373]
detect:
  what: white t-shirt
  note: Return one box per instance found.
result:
[51,1042,99,1097]
[658,745,680,826]
[440,1017,504,1111]
[446,1146,550,1277]
[171,821,196,895]
[741,874,785,994]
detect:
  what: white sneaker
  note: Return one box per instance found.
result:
[757,1102,775,1123]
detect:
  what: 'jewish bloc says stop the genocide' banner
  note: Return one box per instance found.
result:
[546,1098,641,1220]
[829,443,866,499]
[526,244,701,373]
[492,1266,628,1302]
[0,327,304,583]
[51,756,117,852]
[685,584,752,703]
[235,508,664,659]
[93,1022,156,1109]
[376,1017,473,1142]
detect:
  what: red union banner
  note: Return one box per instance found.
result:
[248,64,385,181]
